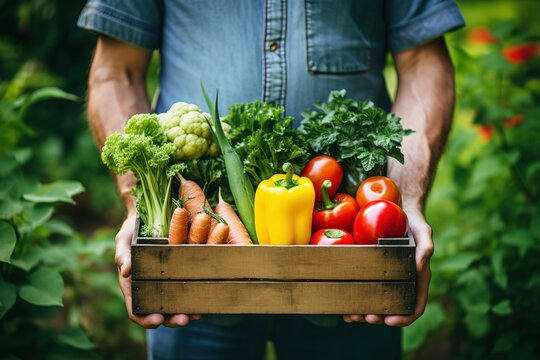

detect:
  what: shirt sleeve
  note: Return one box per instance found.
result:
[77,0,163,50]
[385,0,465,53]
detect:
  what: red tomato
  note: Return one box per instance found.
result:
[356,176,400,208]
[353,200,408,245]
[312,192,359,233]
[301,155,343,201]
[310,229,354,245]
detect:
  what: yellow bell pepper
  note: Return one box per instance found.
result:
[254,163,315,245]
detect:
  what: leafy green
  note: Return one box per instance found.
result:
[201,86,258,243]
[101,113,186,237]
[225,100,310,188]
[299,90,413,193]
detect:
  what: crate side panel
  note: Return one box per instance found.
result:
[132,281,415,315]
[131,245,415,281]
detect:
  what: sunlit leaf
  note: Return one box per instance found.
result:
[439,252,481,272]
[0,220,16,263]
[11,247,43,271]
[23,181,84,204]
[58,328,95,350]
[19,267,64,307]
[492,299,512,316]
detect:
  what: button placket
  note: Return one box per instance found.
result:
[262,0,287,106]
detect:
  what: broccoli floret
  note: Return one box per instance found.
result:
[101,113,185,237]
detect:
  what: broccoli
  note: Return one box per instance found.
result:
[101,113,185,237]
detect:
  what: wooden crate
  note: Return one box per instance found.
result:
[131,220,416,315]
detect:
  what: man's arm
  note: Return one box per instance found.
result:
[345,37,455,326]
[88,35,196,328]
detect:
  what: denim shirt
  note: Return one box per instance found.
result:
[78,0,464,126]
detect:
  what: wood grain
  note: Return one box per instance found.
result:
[132,281,416,315]
[131,244,415,281]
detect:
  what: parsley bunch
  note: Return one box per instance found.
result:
[300,90,413,194]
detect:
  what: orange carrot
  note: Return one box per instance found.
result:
[207,222,230,244]
[187,212,211,244]
[214,189,253,245]
[169,199,189,244]
[178,175,212,223]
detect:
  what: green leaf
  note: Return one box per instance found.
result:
[0,154,19,176]
[18,267,64,307]
[0,200,24,219]
[493,331,519,353]
[403,302,445,352]
[15,87,79,117]
[491,249,508,289]
[11,247,43,271]
[23,181,84,204]
[43,220,75,237]
[58,328,95,350]
[456,270,491,315]
[492,300,512,316]
[0,280,17,319]
[0,221,17,263]
[439,252,481,272]
[24,203,55,231]
[470,157,505,184]
[465,312,490,338]
[0,176,18,198]
[501,229,536,257]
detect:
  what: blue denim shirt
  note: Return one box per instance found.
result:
[78,0,464,126]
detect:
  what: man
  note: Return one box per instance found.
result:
[79,1,464,358]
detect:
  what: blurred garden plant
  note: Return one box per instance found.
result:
[404,22,540,359]
[0,63,145,359]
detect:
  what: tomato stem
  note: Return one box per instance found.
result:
[320,180,338,210]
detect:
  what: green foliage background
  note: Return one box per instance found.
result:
[0,0,538,359]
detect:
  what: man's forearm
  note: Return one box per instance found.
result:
[87,36,152,213]
[388,38,455,212]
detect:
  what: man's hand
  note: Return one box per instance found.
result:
[115,213,201,328]
[343,208,432,326]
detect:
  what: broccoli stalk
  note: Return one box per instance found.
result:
[101,114,185,237]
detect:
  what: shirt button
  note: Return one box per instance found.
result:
[269,42,279,52]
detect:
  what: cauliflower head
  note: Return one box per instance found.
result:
[159,102,217,160]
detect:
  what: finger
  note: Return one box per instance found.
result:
[190,314,202,321]
[115,215,137,278]
[349,314,365,322]
[163,314,190,327]
[364,314,384,325]
[118,272,164,328]
[405,209,434,273]
[384,263,431,327]
[343,314,353,323]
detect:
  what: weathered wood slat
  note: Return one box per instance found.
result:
[132,281,416,315]
[131,244,415,281]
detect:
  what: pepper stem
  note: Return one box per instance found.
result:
[320,180,338,210]
[274,162,298,189]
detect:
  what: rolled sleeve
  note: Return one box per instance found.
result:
[77,0,162,49]
[386,0,465,53]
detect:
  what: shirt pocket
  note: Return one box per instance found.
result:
[304,0,375,74]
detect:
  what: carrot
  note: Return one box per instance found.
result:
[214,188,253,245]
[178,174,213,223]
[188,212,211,244]
[169,199,189,244]
[207,222,230,244]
